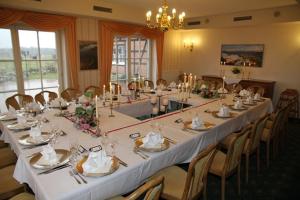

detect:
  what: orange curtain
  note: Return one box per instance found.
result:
[98,21,164,88]
[0,7,79,89]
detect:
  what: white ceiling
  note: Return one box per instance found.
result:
[102,0,298,18]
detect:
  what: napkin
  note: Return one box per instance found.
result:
[254,93,261,100]
[78,95,89,104]
[245,96,254,104]
[218,105,230,117]
[142,132,164,148]
[82,150,112,174]
[218,88,228,94]
[234,99,243,109]
[239,89,250,97]
[17,115,27,126]
[40,144,58,165]
[25,102,41,112]
[191,116,204,129]
[50,98,67,107]
[28,126,43,143]
[7,106,17,117]
[169,81,177,88]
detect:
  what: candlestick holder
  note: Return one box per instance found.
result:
[95,119,102,137]
[109,102,115,117]
[188,88,192,98]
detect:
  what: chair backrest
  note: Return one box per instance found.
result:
[125,176,164,200]
[61,88,82,102]
[84,85,101,97]
[182,144,217,200]
[248,114,268,153]
[267,108,285,140]
[226,83,243,93]
[144,80,154,89]
[111,83,122,95]
[247,85,265,96]
[5,94,33,110]
[225,125,252,173]
[35,91,58,105]
[156,79,167,87]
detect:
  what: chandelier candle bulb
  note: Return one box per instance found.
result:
[103,85,106,100]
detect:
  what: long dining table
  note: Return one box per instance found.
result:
[0,91,273,200]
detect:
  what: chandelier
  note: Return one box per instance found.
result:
[146,0,186,32]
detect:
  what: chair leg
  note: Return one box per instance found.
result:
[203,181,207,200]
[237,164,241,195]
[257,147,260,173]
[266,140,270,168]
[245,153,249,183]
[221,176,226,200]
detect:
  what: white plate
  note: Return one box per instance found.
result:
[18,132,52,146]
[0,114,17,121]
[29,149,70,169]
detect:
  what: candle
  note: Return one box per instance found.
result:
[222,76,225,91]
[95,95,98,119]
[103,85,106,100]
[194,75,197,88]
[152,107,159,115]
[109,82,112,103]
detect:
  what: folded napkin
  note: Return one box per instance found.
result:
[82,150,112,174]
[245,96,254,104]
[7,106,17,117]
[28,126,43,143]
[25,102,41,112]
[50,98,68,107]
[17,115,27,126]
[254,93,261,100]
[169,81,177,88]
[234,99,243,109]
[78,95,90,104]
[218,88,228,94]
[218,105,230,117]
[142,132,164,148]
[239,89,250,97]
[40,144,58,166]
[191,116,204,129]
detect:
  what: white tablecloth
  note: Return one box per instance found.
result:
[0,94,273,200]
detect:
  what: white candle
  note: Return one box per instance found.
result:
[103,85,106,100]
[95,95,98,119]
[152,107,159,115]
[194,75,197,88]
[222,76,225,90]
[109,82,113,103]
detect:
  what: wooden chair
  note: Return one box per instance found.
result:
[247,85,265,96]
[109,175,164,200]
[260,107,285,167]
[5,94,33,110]
[84,85,101,97]
[9,192,35,200]
[0,147,17,169]
[152,144,217,200]
[111,83,122,95]
[209,125,251,200]
[34,91,58,105]
[144,80,154,89]
[0,165,25,200]
[156,79,167,87]
[61,88,82,102]
[0,141,8,149]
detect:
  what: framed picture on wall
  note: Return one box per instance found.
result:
[79,41,98,70]
[220,44,264,67]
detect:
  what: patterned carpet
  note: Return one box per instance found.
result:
[179,120,300,200]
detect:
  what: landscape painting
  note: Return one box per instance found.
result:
[220,44,264,67]
[79,41,98,70]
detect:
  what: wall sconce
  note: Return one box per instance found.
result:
[183,40,194,52]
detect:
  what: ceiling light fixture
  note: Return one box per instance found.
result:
[146,0,186,32]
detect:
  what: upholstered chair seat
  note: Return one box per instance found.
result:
[0,165,24,200]
[9,192,35,200]
[0,147,17,169]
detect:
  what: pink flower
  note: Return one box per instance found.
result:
[80,123,90,130]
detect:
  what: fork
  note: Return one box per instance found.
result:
[72,169,87,184]
[69,170,81,184]
[133,148,148,160]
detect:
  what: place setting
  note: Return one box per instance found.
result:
[229,98,248,111]
[7,115,38,131]
[183,113,216,132]
[211,104,237,119]
[0,107,18,121]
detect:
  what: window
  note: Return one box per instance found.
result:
[111,36,151,89]
[19,30,59,97]
[0,28,60,111]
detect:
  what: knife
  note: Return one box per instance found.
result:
[115,156,128,167]
[38,164,70,175]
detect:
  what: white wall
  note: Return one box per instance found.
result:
[162,22,300,106]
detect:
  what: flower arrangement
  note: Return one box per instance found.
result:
[231,67,241,74]
[75,104,96,130]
